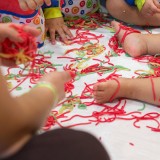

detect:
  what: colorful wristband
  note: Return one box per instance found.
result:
[34,81,58,102]
[43,7,62,19]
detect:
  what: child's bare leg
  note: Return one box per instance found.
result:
[93,77,160,106]
[111,21,160,57]
[106,0,160,26]
[111,21,147,57]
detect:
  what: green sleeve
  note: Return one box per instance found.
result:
[135,0,146,11]
[43,7,62,19]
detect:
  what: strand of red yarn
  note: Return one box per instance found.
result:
[150,77,156,101]
[108,23,140,55]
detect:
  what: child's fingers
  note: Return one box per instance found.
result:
[45,26,48,34]
[44,0,51,6]
[8,24,39,42]
[18,0,29,11]
[49,29,56,44]
[0,24,21,42]
[61,71,72,83]
[26,0,37,10]
[62,25,73,38]
[35,0,44,7]
[57,28,68,43]
[23,26,40,37]
[5,28,23,42]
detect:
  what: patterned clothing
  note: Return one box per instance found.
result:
[44,0,100,19]
[0,0,45,48]
[61,0,100,17]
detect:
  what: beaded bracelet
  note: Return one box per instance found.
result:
[34,81,58,104]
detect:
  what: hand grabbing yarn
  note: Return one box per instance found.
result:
[0,24,37,64]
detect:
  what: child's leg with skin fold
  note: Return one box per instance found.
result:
[106,0,160,26]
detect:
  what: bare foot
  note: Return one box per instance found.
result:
[111,21,148,57]
[93,79,121,103]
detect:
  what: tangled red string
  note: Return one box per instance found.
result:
[1,24,37,64]
[134,55,160,77]
[60,29,104,46]
[65,12,109,30]
[150,77,156,101]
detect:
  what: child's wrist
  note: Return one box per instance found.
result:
[44,7,62,19]
[34,81,59,104]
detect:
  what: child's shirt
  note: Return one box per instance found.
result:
[61,0,100,17]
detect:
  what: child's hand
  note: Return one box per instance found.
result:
[40,71,71,102]
[0,23,40,66]
[18,0,51,11]
[0,23,40,45]
[45,17,73,44]
[141,0,160,16]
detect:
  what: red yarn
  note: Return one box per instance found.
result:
[1,24,37,64]
[109,78,121,102]
[108,23,140,55]
[150,77,156,101]
[69,71,76,79]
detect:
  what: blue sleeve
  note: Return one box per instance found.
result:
[124,0,135,6]
[42,0,59,9]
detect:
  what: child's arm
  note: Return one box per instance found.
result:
[18,0,51,11]
[0,24,71,155]
[0,69,70,156]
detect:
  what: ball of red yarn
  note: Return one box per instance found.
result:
[1,24,37,64]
